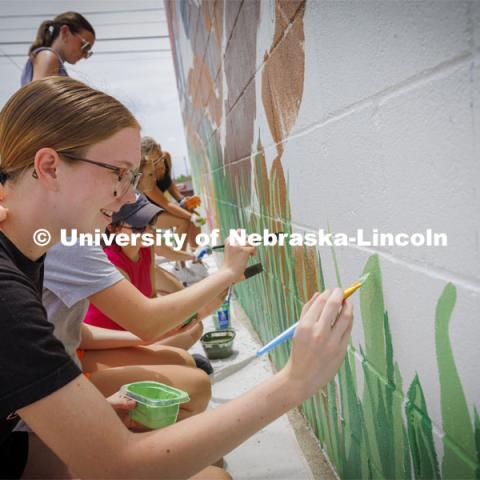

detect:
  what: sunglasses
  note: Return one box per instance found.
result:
[74,33,93,58]
[149,153,168,167]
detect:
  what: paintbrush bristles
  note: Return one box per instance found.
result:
[358,272,370,285]
[343,273,370,300]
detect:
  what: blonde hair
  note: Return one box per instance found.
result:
[141,136,162,164]
[0,76,139,184]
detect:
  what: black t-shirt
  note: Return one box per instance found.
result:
[0,232,81,447]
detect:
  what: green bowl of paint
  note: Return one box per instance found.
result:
[120,381,190,429]
[201,329,236,360]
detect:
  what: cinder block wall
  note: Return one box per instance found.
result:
[165,1,480,477]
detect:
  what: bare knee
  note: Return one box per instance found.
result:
[177,348,197,368]
[188,369,211,412]
[147,344,196,368]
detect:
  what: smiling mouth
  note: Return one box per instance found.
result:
[100,209,114,219]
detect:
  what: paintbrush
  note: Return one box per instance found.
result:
[256,273,369,356]
[213,273,370,383]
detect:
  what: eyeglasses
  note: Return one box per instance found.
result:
[74,33,93,58]
[59,152,142,199]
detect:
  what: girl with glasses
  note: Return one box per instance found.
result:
[0,77,353,479]
[21,11,95,86]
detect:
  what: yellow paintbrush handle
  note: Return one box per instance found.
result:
[343,281,362,300]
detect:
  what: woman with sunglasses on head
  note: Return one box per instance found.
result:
[141,137,209,284]
[0,76,353,479]
[21,11,95,86]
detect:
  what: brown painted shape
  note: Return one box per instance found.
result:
[213,0,224,48]
[270,156,288,222]
[224,78,256,166]
[188,2,201,44]
[202,0,215,32]
[278,0,305,23]
[224,0,261,112]
[190,1,209,59]
[253,138,289,287]
[205,21,223,90]
[262,0,305,157]
[271,1,306,53]
[223,1,260,197]
[293,245,320,302]
[187,54,222,128]
[224,0,244,50]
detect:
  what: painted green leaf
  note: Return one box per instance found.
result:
[406,374,440,479]
[360,254,388,380]
[435,283,476,478]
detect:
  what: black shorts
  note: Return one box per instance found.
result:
[0,432,29,479]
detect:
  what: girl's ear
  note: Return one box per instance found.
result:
[33,148,61,192]
[59,25,71,40]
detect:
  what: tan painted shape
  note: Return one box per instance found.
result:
[262,0,305,157]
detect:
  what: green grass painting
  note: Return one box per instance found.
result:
[188,127,479,478]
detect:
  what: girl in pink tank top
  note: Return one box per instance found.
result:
[84,193,160,330]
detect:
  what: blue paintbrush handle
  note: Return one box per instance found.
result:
[256,321,299,357]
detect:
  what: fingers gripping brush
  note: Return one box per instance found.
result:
[213,273,370,383]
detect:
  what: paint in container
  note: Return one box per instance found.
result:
[120,381,190,429]
[201,329,236,359]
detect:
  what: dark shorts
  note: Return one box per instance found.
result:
[0,432,29,479]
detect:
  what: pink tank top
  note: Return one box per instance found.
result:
[84,244,153,330]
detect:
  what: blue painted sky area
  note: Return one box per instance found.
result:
[0,0,190,176]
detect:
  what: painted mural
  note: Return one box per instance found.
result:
[165,1,480,478]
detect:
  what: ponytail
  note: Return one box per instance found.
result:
[28,20,57,54]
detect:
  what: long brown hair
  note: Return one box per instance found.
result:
[0,76,139,184]
[29,12,95,55]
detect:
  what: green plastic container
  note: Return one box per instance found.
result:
[201,329,236,360]
[120,381,190,429]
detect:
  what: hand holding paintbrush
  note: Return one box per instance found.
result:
[214,275,367,383]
